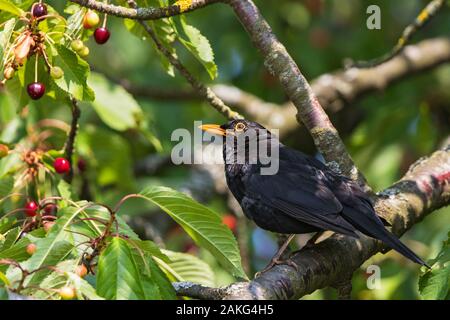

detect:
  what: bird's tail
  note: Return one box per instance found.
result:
[374,228,429,268]
[341,203,429,268]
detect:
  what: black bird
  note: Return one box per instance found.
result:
[200,119,428,271]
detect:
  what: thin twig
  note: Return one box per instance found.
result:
[126,0,241,120]
[69,0,220,20]
[349,0,446,68]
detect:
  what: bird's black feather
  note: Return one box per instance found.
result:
[219,119,427,267]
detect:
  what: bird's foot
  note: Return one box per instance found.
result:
[255,258,299,277]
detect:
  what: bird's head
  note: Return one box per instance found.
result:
[199,119,270,138]
[200,120,279,167]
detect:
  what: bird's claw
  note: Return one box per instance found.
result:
[255,258,299,277]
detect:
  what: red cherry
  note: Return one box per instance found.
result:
[94,27,110,44]
[53,157,70,174]
[222,214,237,231]
[27,82,45,100]
[25,201,39,217]
[32,3,47,18]
[43,203,58,216]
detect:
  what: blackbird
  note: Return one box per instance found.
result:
[200,119,427,270]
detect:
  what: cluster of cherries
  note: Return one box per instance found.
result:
[4,2,111,101]
[22,155,88,299]
[23,157,70,217]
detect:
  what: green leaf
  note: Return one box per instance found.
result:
[57,179,72,199]
[10,207,86,286]
[0,18,17,69]
[126,239,170,263]
[0,176,14,200]
[66,272,104,300]
[158,249,215,287]
[419,233,450,300]
[179,16,217,79]
[96,237,162,300]
[51,44,94,101]
[139,186,246,279]
[122,0,177,76]
[0,271,9,286]
[0,226,20,252]
[0,0,24,16]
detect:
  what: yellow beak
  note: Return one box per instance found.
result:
[199,124,227,136]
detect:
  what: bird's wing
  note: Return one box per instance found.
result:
[243,160,359,237]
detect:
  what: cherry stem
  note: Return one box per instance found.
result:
[40,48,52,71]
[102,13,108,28]
[34,51,39,82]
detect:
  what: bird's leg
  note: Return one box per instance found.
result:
[305,231,325,248]
[255,234,297,277]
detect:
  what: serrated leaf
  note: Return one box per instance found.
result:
[126,239,170,263]
[139,186,246,279]
[0,0,24,16]
[158,249,215,287]
[179,16,217,79]
[0,271,9,286]
[34,260,103,300]
[51,44,94,101]
[96,237,163,300]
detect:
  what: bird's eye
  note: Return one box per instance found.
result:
[235,122,246,132]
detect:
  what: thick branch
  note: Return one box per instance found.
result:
[69,0,219,19]
[226,0,366,188]
[117,38,450,137]
[175,146,450,300]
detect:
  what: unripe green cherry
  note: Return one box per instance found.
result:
[50,66,64,79]
[78,46,90,58]
[70,39,84,52]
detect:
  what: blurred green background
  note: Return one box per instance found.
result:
[1,0,450,299]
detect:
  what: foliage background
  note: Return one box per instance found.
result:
[1,0,449,299]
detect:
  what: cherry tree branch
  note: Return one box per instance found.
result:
[63,97,81,183]
[173,145,450,299]
[117,37,450,137]
[225,0,367,188]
